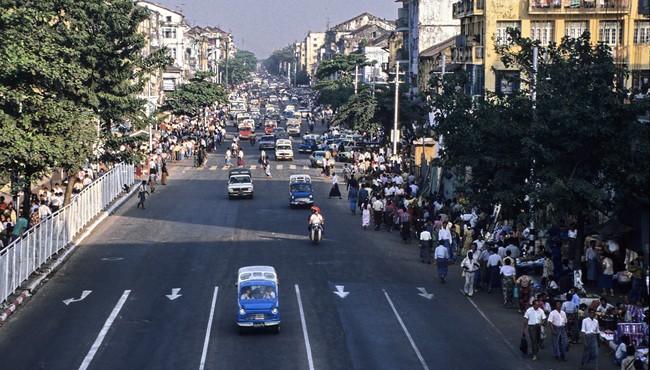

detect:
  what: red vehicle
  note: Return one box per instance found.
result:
[264,120,278,135]
[238,125,254,140]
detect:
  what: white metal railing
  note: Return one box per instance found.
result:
[0,163,135,305]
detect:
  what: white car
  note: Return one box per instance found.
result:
[275,139,293,161]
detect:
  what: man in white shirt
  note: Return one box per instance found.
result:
[409,183,418,197]
[419,228,432,264]
[580,309,600,369]
[372,197,384,231]
[505,243,521,259]
[548,301,569,361]
[523,300,547,361]
[438,221,453,261]
[486,248,502,293]
[434,242,450,283]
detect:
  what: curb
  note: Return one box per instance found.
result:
[0,184,140,326]
[0,291,31,325]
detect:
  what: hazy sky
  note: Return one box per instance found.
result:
[151,0,399,58]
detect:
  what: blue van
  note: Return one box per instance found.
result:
[289,174,313,208]
[237,266,280,334]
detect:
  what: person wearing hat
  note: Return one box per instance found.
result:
[308,206,324,231]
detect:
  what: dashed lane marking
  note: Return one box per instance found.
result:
[211,164,320,171]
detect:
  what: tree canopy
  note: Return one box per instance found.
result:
[312,54,374,110]
[314,53,373,80]
[262,45,295,77]
[330,91,378,132]
[429,29,650,227]
[162,72,228,117]
[221,50,257,85]
[0,0,169,212]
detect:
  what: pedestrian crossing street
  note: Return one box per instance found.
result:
[207,164,314,171]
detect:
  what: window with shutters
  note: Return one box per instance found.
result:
[598,21,623,46]
[163,27,177,39]
[634,21,650,44]
[496,21,521,46]
[531,21,555,45]
[565,21,589,39]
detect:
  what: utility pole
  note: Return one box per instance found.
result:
[392,62,400,155]
[224,37,230,88]
[528,46,539,245]
[354,65,359,95]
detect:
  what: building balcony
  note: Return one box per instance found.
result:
[452,0,485,19]
[396,16,409,32]
[529,0,629,14]
[450,45,484,64]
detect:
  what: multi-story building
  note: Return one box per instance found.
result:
[450,0,650,95]
[323,13,395,59]
[137,1,188,92]
[137,6,165,116]
[185,26,232,83]
[302,32,326,78]
[360,46,390,84]
[395,0,460,95]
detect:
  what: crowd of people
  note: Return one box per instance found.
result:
[0,167,105,249]
[318,136,648,369]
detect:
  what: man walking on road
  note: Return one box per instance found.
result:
[523,300,547,361]
[372,195,384,230]
[548,301,569,361]
[136,180,149,209]
[225,148,232,167]
[434,241,450,283]
[580,308,600,370]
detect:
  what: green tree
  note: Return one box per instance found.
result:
[221,50,257,85]
[0,0,170,211]
[314,79,355,109]
[312,54,373,109]
[314,53,372,80]
[262,46,294,77]
[330,91,378,132]
[162,72,228,117]
[430,29,650,238]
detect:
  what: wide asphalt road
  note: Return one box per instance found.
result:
[0,121,613,370]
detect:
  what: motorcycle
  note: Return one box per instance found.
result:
[249,135,256,146]
[310,222,323,245]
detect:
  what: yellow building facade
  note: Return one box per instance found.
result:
[303,32,326,77]
[451,0,650,94]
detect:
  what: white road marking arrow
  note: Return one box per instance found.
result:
[63,290,92,305]
[417,287,433,299]
[166,288,182,301]
[333,285,349,298]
